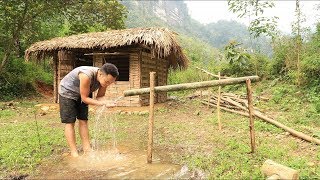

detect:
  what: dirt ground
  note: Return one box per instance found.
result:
[2,90,319,179]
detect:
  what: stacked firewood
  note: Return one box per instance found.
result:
[196,92,320,145]
[201,92,259,116]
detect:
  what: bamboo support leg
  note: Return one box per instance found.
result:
[246,79,256,153]
[147,72,156,163]
[217,72,222,130]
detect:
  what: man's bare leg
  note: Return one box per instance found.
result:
[65,123,79,157]
[79,119,92,153]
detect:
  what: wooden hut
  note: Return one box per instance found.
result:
[25,27,189,106]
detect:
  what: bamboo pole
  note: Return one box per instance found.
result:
[201,100,250,117]
[246,79,256,153]
[124,76,260,97]
[207,74,210,109]
[147,72,156,163]
[217,72,222,130]
[195,67,230,79]
[202,95,320,145]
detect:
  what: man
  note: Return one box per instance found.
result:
[59,63,119,157]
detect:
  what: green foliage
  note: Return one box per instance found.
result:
[0,0,128,71]
[0,57,52,100]
[227,0,279,38]
[301,23,320,88]
[65,0,127,35]
[221,41,254,77]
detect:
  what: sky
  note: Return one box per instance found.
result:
[185,1,319,34]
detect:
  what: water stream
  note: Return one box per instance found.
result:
[37,96,188,179]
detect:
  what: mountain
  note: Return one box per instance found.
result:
[120,0,272,55]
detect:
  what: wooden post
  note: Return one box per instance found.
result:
[147,72,156,163]
[246,79,256,153]
[217,72,222,130]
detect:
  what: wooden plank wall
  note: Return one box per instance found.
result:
[140,52,168,106]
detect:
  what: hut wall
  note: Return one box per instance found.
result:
[140,52,168,106]
[54,50,75,102]
[53,54,59,103]
[102,52,141,106]
[58,50,75,82]
[93,54,104,67]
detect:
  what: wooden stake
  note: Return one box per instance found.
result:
[246,79,256,153]
[147,72,156,163]
[217,72,222,130]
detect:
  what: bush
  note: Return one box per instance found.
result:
[0,57,53,100]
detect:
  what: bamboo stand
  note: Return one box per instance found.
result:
[217,72,222,130]
[246,79,256,153]
[147,72,156,163]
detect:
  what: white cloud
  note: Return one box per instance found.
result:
[185,1,319,33]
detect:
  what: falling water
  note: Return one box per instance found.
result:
[92,104,106,150]
[43,96,184,179]
[92,96,124,151]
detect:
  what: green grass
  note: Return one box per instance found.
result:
[1,80,319,179]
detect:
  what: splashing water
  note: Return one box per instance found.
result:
[92,96,124,151]
[92,104,106,150]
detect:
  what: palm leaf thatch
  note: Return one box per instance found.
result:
[25,27,189,69]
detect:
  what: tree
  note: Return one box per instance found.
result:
[227,0,279,39]
[0,0,127,72]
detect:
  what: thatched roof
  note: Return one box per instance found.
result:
[25,27,188,69]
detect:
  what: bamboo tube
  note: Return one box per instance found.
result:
[124,76,260,96]
[246,79,256,153]
[204,98,320,145]
[147,72,156,163]
[217,72,222,130]
[207,74,210,109]
[195,67,230,79]
[201,100,249,117]
[261,159,299,180]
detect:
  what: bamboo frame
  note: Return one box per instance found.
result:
[246,79,256,153]
[147,72,156,163]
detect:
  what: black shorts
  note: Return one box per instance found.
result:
[59,95,89,123]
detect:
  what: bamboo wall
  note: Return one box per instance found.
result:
[140,52,168,106]
[53,50,75,103]
[96,52,141,106]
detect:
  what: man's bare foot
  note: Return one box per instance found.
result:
[70,151,79,157]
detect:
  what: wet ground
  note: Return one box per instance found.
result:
[31,144,184,179]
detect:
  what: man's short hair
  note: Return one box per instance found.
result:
[100,63,119,78]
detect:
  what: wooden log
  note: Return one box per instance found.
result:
[246,79,256,153]
[261,159,299,180]
[147,72,156,163]
[124,76,260,96]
